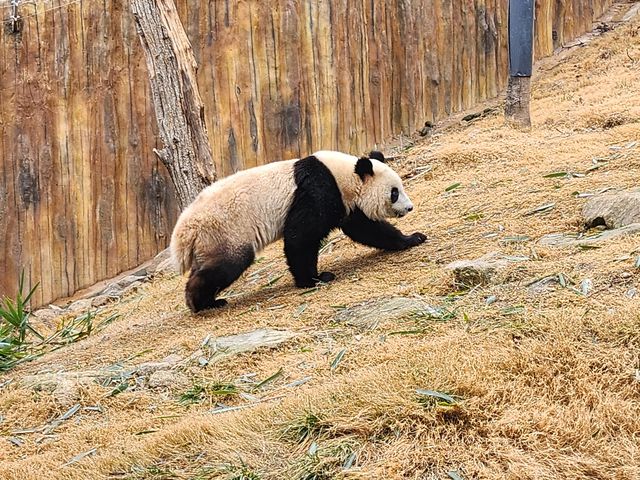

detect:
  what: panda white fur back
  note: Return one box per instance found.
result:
[170,150,426,313]
[171,160,297,275]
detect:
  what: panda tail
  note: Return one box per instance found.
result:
[170,230,196,275]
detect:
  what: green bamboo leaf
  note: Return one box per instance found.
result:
[330,349,347,371]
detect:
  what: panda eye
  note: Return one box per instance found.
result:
[390,187,399,203]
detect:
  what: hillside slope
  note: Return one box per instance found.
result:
[1,16,640,480]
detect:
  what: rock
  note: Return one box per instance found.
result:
[538,224,640,247]
[580,279,594,296]
[32,308,63,324]
[334,297,442,330]
[20,354,186,393]
[583,189,640,229]
[146,248,172,274]
[52,379,82,408]
[21,368,130,391]
[91,295,111,307]
[446,252,528,287]
[154,257,176,275]
[98,275,145,297]
[147,370,190,390]
[136,354,183,376]
[205,329,299,362]
[527,275,559,295]
[66,298,94,314]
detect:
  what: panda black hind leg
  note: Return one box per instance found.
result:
[185,246,255,313]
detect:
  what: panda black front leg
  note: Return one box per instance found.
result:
[342,208,427,251]
[283,235,336,288]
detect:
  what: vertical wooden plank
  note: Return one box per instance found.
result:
[476,0,487,102]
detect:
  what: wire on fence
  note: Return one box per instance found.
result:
[2,0,82,19]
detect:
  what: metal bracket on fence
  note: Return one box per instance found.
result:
[7,0,22,34]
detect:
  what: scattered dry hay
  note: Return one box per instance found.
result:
[1,16,640,480]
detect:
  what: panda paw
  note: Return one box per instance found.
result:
[317,271,336,283]
[405,232,427,248]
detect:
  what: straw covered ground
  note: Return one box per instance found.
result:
[1,16,640,480]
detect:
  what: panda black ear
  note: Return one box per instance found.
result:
[355,157,374,180]
[368,151,386,163]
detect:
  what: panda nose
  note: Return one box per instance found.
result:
[407,205,413,212]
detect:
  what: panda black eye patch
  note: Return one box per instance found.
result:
[391,187,399,203]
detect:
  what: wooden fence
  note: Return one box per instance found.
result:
[0,0,612,306]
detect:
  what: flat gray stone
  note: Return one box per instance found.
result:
[32,308,63,324]
[136,354,183,376]
[21,370,116,391]
[446,252,529,287]
[147,370,189,390]
[539,223,640,247]
[333,297,442,330]
[147,248,173,275]
[583,189,640,229]
[91,295,111,307]
[98,275,145,297]
[66,298,94,314]
[203,329,298,362]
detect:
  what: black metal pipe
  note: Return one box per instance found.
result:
[508,0,535,77]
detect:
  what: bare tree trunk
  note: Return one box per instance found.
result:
[130,0,216,209]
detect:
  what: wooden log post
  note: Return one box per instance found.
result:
[505,0,535,128]
[130,0,216,209]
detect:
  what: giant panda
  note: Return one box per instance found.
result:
[170,150,426,313]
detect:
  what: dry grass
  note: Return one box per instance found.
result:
[2,17,640,480]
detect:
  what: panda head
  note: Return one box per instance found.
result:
[354,151,414,220]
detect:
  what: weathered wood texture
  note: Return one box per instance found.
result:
[0,0,612,306]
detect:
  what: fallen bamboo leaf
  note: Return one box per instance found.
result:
[255,368,283,390]
[7,437,24,447]
[62,447,98,467]
[106,381,129,398]
[300,287,319,296]
[524,203,556,216]
[543,171,570,178]
[448,472,465,480]
[586,162,607,172]
[330,349,347,371]
[343,451,357,469]
[500,235,531,244]
[43,403,82,435]
[293,303,308,317]
[558,273,567,288]
[416,389,456,405]
[284,376,312,388]
[308,441,318,456]
[445,182,461,192]
[578,244,602,250]
[262,274,284,288]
